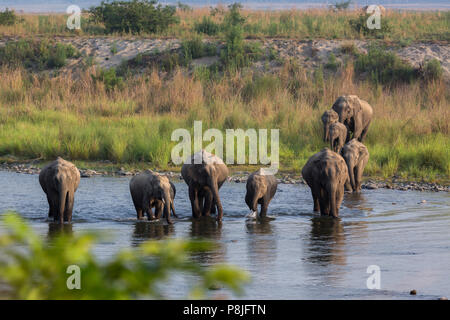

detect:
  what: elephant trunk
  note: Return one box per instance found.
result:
[347,160,356,192]
[163,192,172,224]
[57,181,68,224]
[208,175,223,222]
[323,125,330,142]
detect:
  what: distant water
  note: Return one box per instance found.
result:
[1,0,449,13]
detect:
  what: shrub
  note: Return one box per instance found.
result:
[0,40,78,70]
[354,45,417,85]
[93,68,124,91]
[325,52,340,71]
[194,16,220,35]
[89,0,178,34]
[349,13,392,38]
[423,59,443,81]
[0,213,249,299]
[0,8,19,26]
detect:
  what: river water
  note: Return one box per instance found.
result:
[0,171,449,299]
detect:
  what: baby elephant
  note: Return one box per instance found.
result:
[130,170,176,224]
[150,182,178,220]
[329,122,348,154]
[302,148,348,217]
[341,139,369,193]
[321,109,339,142]
[245,168,278,218]
[39,157,81,223]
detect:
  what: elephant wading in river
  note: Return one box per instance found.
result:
[341,139,369,193]
[39,157,81,223]
[302,148,348,217]
[130,170,176,224]
[321,109,339,142]
[332,95,373,142]
[329,122,347,154]
[245,168,278,218]
[181,150,228,222]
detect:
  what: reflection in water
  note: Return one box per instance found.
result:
[246,219,277,270]
[308,217,346,266]
[344,192,373,213]
[190,217,225,266]
[303,216,347,286]
[131,222,174,245]
[47,222,73,239]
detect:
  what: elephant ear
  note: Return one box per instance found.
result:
[347,96,363,139]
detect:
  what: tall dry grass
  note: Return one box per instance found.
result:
[0,61,448,180]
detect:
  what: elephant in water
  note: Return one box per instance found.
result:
[321,109,339,142]
[245,168,278,218]
[129,170,176,224]
[39,157,81,223]
[332,95,373,142]
[302,148,348,217]
[329,122,347,154]
[181,150,228,222]
[341,139,369,193]
[150,181,178,220]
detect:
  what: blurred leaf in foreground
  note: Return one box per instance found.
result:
[0,212,250,299]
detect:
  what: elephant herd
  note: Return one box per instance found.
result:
[39,95,373,224]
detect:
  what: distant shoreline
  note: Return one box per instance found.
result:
[2,3,450,14]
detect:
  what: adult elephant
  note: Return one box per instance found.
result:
[129,170,176,224]
[341,139,369,193]
[321,109,339,142]
[332,95,373,142]
[39,157,81,223]
[181,150,229,222]
[301,149,348,217]
[245,168,278,218]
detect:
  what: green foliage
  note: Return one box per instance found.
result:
[325,52,340,71]
[0,8,20,26]
[194,16,220,36]
[177,2,192,12]
[0,213,250,299]
[349,13,392,38]
[181,36,217,60]
[0,39,79,70]
[89,0,178,34]
[423,59,443,81]
[92,68,124,91]
[331,1,352,11]
[354,44,417,85]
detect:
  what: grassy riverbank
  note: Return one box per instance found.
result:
[0,62,448,182]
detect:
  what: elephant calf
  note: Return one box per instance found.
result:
[321,109,339,142]
[302,148,348,217]
[245,168,278,218]
[341,139,369,193]
[39,157,80,223]
[329,122,347,154]
[130,170,176,224]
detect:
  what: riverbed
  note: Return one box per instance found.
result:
[0,171,449,299]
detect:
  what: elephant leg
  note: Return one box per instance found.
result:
[64,191,74,222]
[47,192,58,218]
[319,187,330,216]
[355,164,363,192]
[359,123,370,142]
[188,186,201,218]
[170,202,178,218]
[329,182,339,218]
[142,194,151,221]
[136,207,144,220]
[202,190,213,216]
[148,205,157,220]
[336,184,345,215]
[311,182,321,212]
[260,196,270,218]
